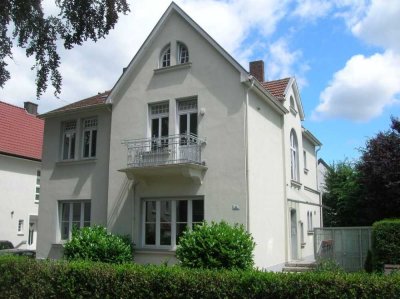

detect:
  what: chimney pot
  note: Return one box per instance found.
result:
[24,101,38,115]
[249,60,265,83]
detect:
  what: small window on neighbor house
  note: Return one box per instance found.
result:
[18,220,24,233]
[62,120,76,160]
[178,43,189,64]
[82,118,98,158]
[35,170,40,201]
[160,45,171,68]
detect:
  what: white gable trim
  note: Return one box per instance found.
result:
[285,77,305,121]
[107,2,248,104]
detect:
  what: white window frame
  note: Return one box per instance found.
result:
[142,197,204,249]
[35,169,40,202]
[177,42,189,64]
[160,45,171,68]
[62,120,77,160]
[303,150,309,174]
[81,118,98,158]
[17,219,24,235]
[59,201,91,241]
[177,98,198,136]
[307,211,314,233]
[290,130,299,182]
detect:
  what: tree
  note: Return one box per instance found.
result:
[356,117,400,224]
[322,161,364,226]
[0,0,130,98]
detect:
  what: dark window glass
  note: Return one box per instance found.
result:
[91,130,97,157]
[192,200,204,223]
[70,133,76,159]
[145,224,156,245]
[176,200,188,222]
[83,131,90,157]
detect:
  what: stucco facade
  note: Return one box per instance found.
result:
[36,3,322,270]
[0,154,40,249]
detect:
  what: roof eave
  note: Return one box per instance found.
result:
[302,127,322,146]
[243,77,288,115]
[39,103,111,119]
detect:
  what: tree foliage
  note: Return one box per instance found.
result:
[322,161,363,226]
[323,117,400,226]
[0,0,130,98]
[356,117,400,224]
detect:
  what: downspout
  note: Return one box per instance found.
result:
[244,76,255,231]
[315,146,322,227]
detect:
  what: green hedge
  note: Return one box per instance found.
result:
[1,256,400,299]
[372,219,400,271]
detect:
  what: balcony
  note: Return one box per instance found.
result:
[120,134,207,183]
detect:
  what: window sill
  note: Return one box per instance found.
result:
[154,62,192,74]
[135,248,176,255]
[307,231,314,235]
[56,158,97,166]
[301,242,306,248]
[290,180,302,189]
[17,233,24,236]
[34,200,39,205]
[290,106,297,116]
[304,168,309,175]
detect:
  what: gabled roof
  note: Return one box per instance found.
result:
[0,101,44,161]
[262,78,291,101]
[40,91,110,118]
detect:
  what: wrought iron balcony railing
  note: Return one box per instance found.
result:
[123,134,205,168]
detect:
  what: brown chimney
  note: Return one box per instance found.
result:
[249,60,264,82]
[24,101,38,115]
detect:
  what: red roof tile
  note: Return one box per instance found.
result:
[262,78,291,101]
[44,91,110,115]
[0,101,44,160]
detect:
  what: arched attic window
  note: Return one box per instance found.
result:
[290,96,295,109]
[160,44,171,68]
[290,129,299,182]
[177,42,189,64]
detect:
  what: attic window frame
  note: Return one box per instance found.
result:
[177,42,189,64]
[160,44,171,68]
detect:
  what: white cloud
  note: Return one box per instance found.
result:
[313,0,400,122]
[292,0,333,20]
[265,38,310,87]
[351,0,400,52]
[313,51,400,122]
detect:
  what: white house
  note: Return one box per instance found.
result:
[37,2,322,270]
[0,101,43,250]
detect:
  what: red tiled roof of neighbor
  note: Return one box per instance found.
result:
[45,91,110,115]
[262,78,291,101]
[0,101,44,161]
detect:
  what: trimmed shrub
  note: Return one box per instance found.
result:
[372,219,400,271]
[176,221,255,270]
[1,256,400,299]
[63,225,133,264]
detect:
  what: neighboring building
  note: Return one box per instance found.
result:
[37,3,322,270]
[0,101,43,249]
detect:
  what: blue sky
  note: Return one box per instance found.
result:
[1,0,399,164]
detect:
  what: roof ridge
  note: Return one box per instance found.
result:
[0,100,28,111]
[263,77,292,83]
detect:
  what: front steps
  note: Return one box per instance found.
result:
[282,261,317,273]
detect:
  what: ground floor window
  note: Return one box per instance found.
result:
[60,201,91,240]
[143,198,204,248]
